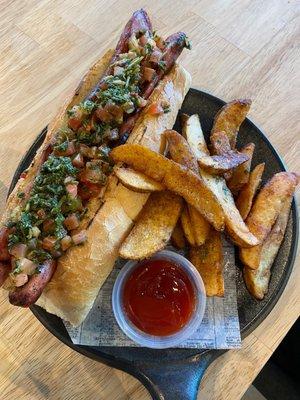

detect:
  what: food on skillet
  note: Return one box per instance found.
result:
[112,105,298,301]
[1,6,298,327]
[189,229,224,297]
[165,129,210,246]
[0,9,192,325]
[243,196,293,299]
[239,172,299,270]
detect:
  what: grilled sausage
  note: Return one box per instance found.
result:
[143,31,189,99]
[9,259,57,307]
[119,32,190,139]
[0,227,10,261]
[89,9,152,101]
[0,261,10,286]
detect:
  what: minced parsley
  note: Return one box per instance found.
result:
[8,156,79,264]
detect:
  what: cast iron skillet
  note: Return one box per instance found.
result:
[9,89,298,400]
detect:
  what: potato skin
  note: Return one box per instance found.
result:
[111,143,225,231]
[243,196,292,299]
[119,191,183,259]
[211,99,252,149]
[240,172,299,269]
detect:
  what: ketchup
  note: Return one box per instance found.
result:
[123,259,196,336]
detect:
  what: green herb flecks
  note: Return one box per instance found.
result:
[8,156,78,264]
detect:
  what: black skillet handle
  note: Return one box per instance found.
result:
[138,350,219,400]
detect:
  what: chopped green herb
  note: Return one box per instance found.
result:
[158,60,166,71]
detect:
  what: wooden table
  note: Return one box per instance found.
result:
[0,1,299,399]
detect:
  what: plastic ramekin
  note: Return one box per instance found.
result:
[112,250,206,349]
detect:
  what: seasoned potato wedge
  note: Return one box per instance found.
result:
[189,230,224,297]
[119,191,183,259]
[164,129,199,173]
[110,144,225,231]
[240,172,299,269]
[115,166,164,193]
[243,196,292,299]
[165,129,210,245]
[227,143,255,194]
[171,220,186,249]
[188,205,210,246]
[236,163,265,220]
[181,119,258,247]
[180,204,196,246]
[211,99,252,148]
[201,170,259,247]
[210,131,231,155]
[198,151,250,175]
[181,114,210,158]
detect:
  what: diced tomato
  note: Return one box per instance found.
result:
[78,182,102,201]
[105,104,124,123]
[64,214,80,231]
[99,82,108,91]
[61,235,72,251]
[43,219,55,232]
[143,67,157,82]
[68,118,82,131]
[72,153,84,168]
[66,183,78,198]
[55,141,76,157]
[79,144,93,159]
[79,161,106,185]
[95,107,113,123]
[42,236,56,251]
[37,209,46,219]
[147,102,164,116]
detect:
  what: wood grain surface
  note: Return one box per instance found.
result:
[0,1,299,399]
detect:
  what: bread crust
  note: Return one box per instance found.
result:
[28,58,192,325]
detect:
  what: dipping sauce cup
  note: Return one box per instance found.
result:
[112,250,206,349]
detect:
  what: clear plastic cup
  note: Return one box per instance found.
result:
[112,250,206,349]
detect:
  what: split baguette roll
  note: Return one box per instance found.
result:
[32,52,191,325]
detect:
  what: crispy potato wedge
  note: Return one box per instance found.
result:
[198,151,250,175]
[171,220,186,249]
[188,205,210,246]
[164,129,199,173]
[115,166,164,193]
[110,144,225,231]
[243,196,292,299]
[165,129,210,245]
[210,131,231,155]
[201,170,259,247]
[119,191,183,259]
[189,230,224,296]
[240,172,299,269]
[227,143,255,194]
[181,204,196,246]
[183,121,259,247]
[181,114,210,157]
[211,99,252,148]
[236,163,265,220]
